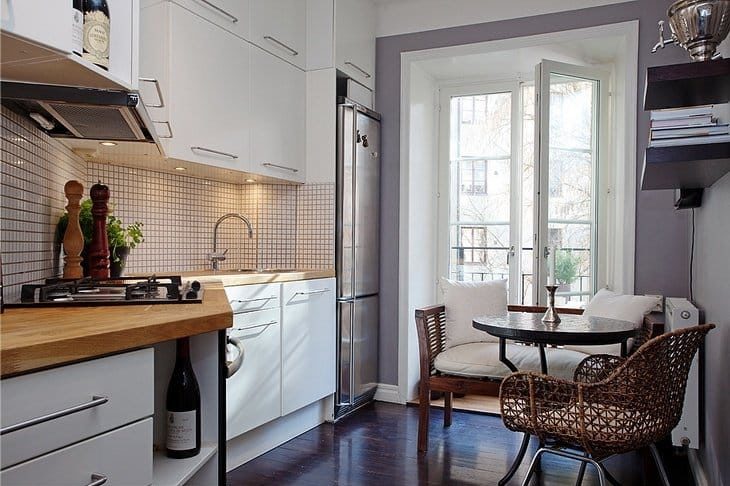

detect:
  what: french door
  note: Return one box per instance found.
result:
[533,60,608,306]
[439,60,608,307]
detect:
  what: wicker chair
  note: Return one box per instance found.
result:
[414,304,584,453]
[500,323,715,486]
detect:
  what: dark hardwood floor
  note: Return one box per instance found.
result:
[227,402,691,486]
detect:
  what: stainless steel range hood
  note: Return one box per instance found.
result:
[1,81,159,143]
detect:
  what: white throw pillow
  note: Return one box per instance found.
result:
[583,289,659,327]
[440,278,508,348]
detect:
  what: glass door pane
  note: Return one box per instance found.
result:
[447,92,513,286]
[535,61,606,307]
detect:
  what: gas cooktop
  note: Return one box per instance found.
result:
[8,275,203,308]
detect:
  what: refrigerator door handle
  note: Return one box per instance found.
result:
[348,301,355,408]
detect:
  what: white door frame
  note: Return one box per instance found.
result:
[397,21,639,403]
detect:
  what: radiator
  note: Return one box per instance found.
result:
[665,297,700,448]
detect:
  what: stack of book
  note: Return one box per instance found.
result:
[649,105,730,148]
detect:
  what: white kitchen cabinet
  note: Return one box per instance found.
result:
[281,278,336,415]
[1,348,153,469]
[250,46,306,182]
[227,283,281,314]
[1,0,139,90]
[172,0,250,41]
[226,316,282,439]
[1,419,153,486]
[335,0,376,90]
[139,1,250,171]
[250,0,307,70]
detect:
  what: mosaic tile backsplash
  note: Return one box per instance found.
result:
[1,107,334,303]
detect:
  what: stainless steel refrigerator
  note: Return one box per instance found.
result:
[334,97,380,420]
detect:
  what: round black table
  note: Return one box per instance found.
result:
[473,312,637,374]
[472,312,637,485]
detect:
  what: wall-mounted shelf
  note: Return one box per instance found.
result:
[644,58,730,110]
[642,58,730,190]
[641,142,730,190]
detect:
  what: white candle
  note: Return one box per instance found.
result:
[547,247,556,285]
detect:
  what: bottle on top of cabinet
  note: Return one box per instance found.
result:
[72,0,84,56]
[82,0,111,70]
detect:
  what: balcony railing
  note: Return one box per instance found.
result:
[450,245,591,305]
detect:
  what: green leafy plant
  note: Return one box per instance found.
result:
[56,199,144,263]
[555,249,580,286]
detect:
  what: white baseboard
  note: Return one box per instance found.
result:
[688,449,709,486]
[374,383,404,404]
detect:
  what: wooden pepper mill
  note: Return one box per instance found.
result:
[88,181,111,279]
[62,180,85,279]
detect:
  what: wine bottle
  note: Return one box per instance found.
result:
[72,0,83,56]
[82,0,110,70]
[165,337,201,459]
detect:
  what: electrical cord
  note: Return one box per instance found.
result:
[689,208,695,303]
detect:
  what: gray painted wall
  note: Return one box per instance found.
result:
[375,0,688,386]
[374,2,727,481]
[694,172,730,486]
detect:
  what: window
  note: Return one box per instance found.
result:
[439,62,608,307]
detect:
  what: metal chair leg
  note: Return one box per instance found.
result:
[649,443,671,486]
[500,433,531,486]
[520,448,547,486]
[522,447,607,486]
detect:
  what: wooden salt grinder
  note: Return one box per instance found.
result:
[62,180,85,279]
[88,181,110,279]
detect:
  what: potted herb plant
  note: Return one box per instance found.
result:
[56,199,144,277]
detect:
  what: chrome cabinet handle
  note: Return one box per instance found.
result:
[195,0,238,23]
[233,320,277,331]
[344,61,371,79]
[138,77,165,108]
[225,336,244,378]
[262,162,299,173]
[263,36,299,56]
[230,295,277,304]
[295,289,330,296]
[0,395,109,436]
[86,474,108,486]
[191,146,238,159]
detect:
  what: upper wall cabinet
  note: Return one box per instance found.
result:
[170,0,250,40]
[140,2,251,172]
[250,0,307,70]
[335,0,376,90]
[1,0,139,90]
[250,47,306,182]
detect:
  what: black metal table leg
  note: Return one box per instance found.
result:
[621,340,628,357]
[538,344,548,374]
[499,432,531,486]
[499,337,518,372]
[498,337,532,485]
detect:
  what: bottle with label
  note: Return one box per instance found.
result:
[82,0,110,70]
[165,337,201,459]
[72,0,83,56]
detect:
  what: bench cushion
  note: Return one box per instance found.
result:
[434,342,588,381]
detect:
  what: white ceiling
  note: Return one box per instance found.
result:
[413,35,624,82]
[375,0,635,37]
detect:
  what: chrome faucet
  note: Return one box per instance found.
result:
[209,213,254,271]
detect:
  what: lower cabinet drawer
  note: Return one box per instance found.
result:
[1,418,153,486]
[1,348,154,468]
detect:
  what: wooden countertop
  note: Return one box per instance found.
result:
[0,282,232,378]
[176,268,336,287]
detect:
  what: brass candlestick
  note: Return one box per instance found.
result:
[542,285,561,325]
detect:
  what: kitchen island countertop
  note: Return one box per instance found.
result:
[0,282,232,378]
